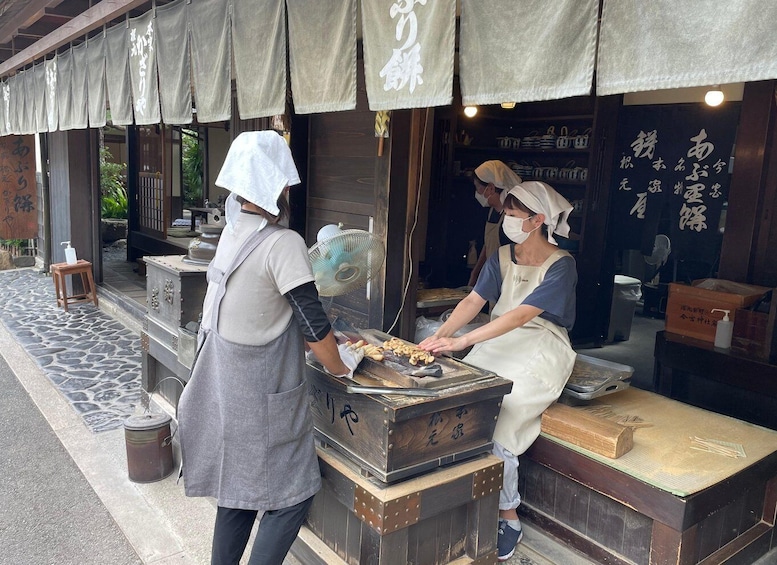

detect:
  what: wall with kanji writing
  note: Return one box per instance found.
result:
[609,104,740,267]
[0,135,36,240]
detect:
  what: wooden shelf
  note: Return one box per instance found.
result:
[462,113,594,124]
[455,144,590,156]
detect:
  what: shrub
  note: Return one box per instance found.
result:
[100,146,128,219]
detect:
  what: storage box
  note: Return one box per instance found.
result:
[665,279,770,343]
[306,364,512,483]
[144,255,208,331]
[297,447,502,565]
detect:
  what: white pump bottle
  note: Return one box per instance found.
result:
[61,241,77,265]
[711,308,733,349]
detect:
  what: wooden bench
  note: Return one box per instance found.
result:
[51,259,98,312]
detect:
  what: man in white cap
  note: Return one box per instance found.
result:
[178,131,363,565]
[420,181,577,561]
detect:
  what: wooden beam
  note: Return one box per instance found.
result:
[16,21,59,40]
[0,0,148,77]
[0,1,57,46]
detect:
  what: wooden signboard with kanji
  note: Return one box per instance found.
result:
[0,135,36,240]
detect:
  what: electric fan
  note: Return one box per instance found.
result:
[308,223,386,297]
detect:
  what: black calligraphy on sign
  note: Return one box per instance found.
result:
[0,135,36,240]
[426,406,469,447]
[610,105,739,264]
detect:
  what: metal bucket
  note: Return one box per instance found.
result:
[124,412,174,483]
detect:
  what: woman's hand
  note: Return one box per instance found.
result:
[419,334,468,354]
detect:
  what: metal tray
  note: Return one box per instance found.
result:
[564,354,635,393]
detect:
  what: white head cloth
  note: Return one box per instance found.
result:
[506,181,573,245]
[215,131,301,233]
[474,160,522,191]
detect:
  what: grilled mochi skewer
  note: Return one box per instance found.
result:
[382,337,435,366]
[344,340,385,362]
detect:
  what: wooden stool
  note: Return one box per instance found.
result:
[51,259,98,312]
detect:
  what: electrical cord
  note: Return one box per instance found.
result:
[387,108,430,336]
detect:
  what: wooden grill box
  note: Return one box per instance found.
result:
[665,279,770,343]
[305,364,512,484]
[144,255,208,332]
[292,447,503,565]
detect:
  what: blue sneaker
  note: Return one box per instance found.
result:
[497,519,524,561]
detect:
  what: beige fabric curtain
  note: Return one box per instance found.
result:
[597,0,777,94]
[8,75,20,135]
[105,24,133,126]
[189,0,231,122]
[459,0,597,105]
[156,0,192,125]
[16,70,31,135]
[45,57,58,132]
[56,50,74,131]
[86,35,106,128]
[0,81,6,137]
[71,43,89,130]
[25,70,37,134]
[361,0,455,111]
[232,0,286,119]
[23,69,36,135]
[128,11,161,125]
[287,0,356,114]
[33,63,47,133]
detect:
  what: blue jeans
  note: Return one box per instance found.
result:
[211,495,315,565]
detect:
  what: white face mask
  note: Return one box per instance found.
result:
[474,191,490,207]
[503,215,539,244]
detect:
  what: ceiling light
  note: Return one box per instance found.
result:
[463,106,478,118]
[705,88,724,107]
[501,102,516,109]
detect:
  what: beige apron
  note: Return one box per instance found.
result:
[464,246,575,455]
[483,211,504,260]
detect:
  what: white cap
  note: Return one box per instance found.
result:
[506,181,573,244]
[215,131,300,217]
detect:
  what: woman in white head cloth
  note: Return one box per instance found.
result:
[178,131,364,565]
[420,181,577,562]
[468,161,522,286]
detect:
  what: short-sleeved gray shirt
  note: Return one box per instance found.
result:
[473,247,577,330]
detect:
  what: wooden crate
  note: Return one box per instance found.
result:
[292,447,503,565]
[306,365,512,483]
[665,280,770,343]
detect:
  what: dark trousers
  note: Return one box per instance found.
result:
[211,495,314,565]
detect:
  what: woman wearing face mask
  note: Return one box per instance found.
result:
[419,181,576,562]
[468,161,522,286]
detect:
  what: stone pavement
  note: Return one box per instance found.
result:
[0,268,142,432]
[0,266,594,565]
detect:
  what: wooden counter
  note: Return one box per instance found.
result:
[519,389,777,565]
[654,330,777,429]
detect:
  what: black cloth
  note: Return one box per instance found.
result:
[211,495,314,565]
[284,281,331,341]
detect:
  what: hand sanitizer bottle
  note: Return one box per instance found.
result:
[61,241,77,265]
[711,308,733,349]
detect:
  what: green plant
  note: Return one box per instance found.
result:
[182,130,204,208]
[100,146,128,219]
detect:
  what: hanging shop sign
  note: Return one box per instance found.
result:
[610,104,740,265]
[0,135,37,240]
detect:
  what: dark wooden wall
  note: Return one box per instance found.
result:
[305,67,417,335]
[47,129,100,278]
[720,80,777,286]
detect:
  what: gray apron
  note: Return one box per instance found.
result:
[178,225,321,510]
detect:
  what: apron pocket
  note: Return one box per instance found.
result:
[267,381,313,447]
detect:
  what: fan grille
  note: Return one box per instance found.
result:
[309,230,386,296]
